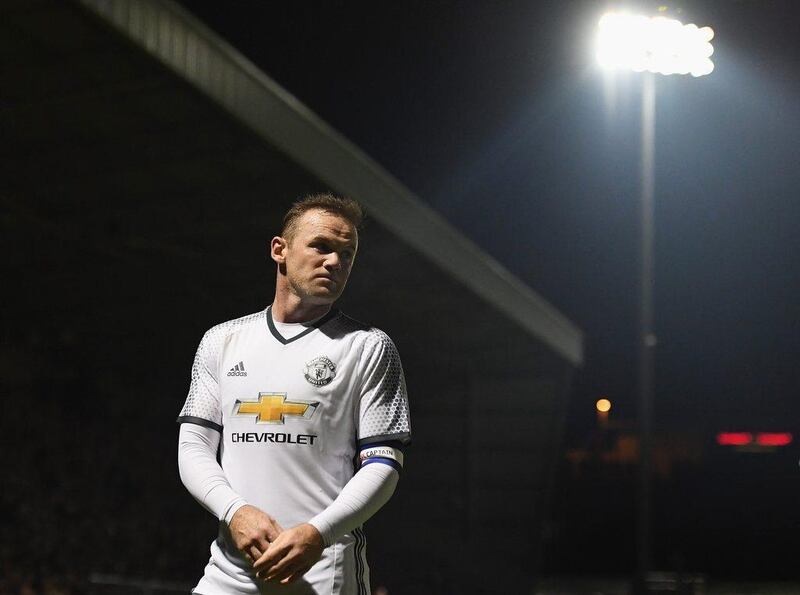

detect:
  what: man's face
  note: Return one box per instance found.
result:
[272,209,358,306]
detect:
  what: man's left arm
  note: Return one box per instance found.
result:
[253,454,401,583]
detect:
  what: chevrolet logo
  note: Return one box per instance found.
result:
[234,393,318,424]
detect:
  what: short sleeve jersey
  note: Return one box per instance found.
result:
[178,306,411,595]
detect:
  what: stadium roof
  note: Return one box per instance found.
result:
[70,0,584,366]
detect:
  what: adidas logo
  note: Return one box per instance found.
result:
[227,361,247,377]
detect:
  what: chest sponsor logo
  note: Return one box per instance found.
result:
[304,356,336,387]
[234,392,318,424]
[231,432,316,445]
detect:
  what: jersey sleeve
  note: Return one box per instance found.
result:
[357,330,411,447]
[177,329,224,432]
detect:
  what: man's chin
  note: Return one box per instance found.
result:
[306,289,342,305]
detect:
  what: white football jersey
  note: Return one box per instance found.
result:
[178,306,411,595]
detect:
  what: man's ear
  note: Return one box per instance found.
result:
[270,236,287,264]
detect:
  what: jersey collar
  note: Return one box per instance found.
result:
[266,305,339,345]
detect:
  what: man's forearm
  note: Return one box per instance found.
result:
[307,462,398,546]
[178,423,247,523]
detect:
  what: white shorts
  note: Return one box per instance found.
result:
[193,528,370,595]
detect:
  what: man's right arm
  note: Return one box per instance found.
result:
[177,422,247,523]
[177,328,283,562]
[178,422,283,561]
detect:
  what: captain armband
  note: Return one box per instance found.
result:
[359,444,404,473]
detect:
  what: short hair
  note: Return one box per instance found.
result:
[280,193,364,242]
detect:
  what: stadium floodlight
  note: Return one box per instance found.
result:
[596,12,714,77]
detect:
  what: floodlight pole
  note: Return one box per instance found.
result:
[596,15,713,590]
[636,71,656,594]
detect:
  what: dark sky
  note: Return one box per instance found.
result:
[176,0,800,437]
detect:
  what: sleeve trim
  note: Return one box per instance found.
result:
[358,439,405,450]
[358,432,410,447]
[177,415,223,433]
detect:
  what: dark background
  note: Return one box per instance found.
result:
[171,0,800,580]
[4,0,800,590]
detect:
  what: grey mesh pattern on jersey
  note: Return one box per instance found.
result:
[356,326,411,445]
[320,314,411,444]
[179,310,266,426]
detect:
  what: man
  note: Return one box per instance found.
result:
[177,194,411,595]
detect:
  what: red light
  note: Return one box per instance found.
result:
[716,432,752,446]
[756,433,793,447]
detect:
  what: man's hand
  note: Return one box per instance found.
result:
[253,523,324,584]
[228,505,284,564]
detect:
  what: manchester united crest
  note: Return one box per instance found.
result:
[304,356,336,387]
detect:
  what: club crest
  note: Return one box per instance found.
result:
[304,356,336,387]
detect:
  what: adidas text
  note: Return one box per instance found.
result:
[227,361,247,377]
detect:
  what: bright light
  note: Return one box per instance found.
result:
[756,432,793,447]
[597,12,714,77]
[716,432,752,446]
[596,398,612,413]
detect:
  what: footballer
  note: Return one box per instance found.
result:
[177,194,411,594]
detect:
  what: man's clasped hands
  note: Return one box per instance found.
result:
[229,504,324,585]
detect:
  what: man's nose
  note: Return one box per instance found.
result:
[324,252,341,270]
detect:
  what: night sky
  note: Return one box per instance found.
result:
[175,0,800,439]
